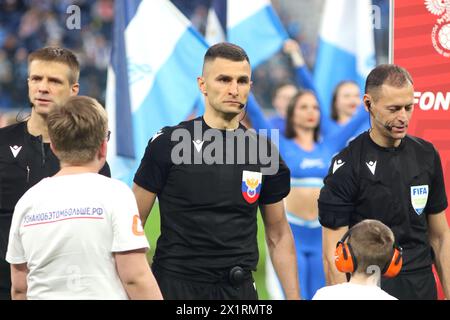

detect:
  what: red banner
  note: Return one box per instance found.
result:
[393,0,450,218]
[393,0,450,299]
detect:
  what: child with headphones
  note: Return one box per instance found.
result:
[313,219,402,300]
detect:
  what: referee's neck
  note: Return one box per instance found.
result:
[203,111,240,130]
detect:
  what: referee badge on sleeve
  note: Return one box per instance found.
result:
[242,170,262,204]
[410,185,429,215]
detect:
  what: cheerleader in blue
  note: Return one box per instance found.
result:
[284,39,369,138]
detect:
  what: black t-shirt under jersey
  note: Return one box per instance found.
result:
[318,131,447,272]
[134,117,290,282]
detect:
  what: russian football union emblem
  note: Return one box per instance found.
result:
[426,0,450,57]
[241,170,262,204]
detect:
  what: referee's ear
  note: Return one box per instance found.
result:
[70,82,80,96]
[197,76,207,96]
[363,94,372,112]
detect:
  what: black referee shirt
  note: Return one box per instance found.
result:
[134,117,290,282]
[318,131,447,272]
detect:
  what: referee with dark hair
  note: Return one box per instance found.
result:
[318,64,450,300]
[132,42,300,300]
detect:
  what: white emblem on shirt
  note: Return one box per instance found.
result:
[332,159,345,174]
[300,158,326,169]
[366,161,377,175]
[192,139,204,152]
[10,145,22,158]
[151,131,163,143]
[411,185,429,215]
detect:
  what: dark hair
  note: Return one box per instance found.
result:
[271,81,297,101]
[365,64,413,101]
[285,90,320,142]
[203,42,249,73]
[348,219,395,274]
[28,47,80,84]
[331,80,358,121]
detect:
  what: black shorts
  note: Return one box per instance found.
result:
[381,266,437,300]
[0,216,12,300]
[152,264,258,300]
[0,258,11,300]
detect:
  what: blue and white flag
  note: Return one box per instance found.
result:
[206,0,288,69]
[106,0,208,183]
[205,0,227,44]
[313,0,375,118]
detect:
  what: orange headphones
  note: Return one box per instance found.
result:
[335,229,403,278]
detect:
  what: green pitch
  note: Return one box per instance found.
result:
[144,203,270,299]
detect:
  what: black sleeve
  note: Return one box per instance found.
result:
[259,141,291,205]
[425,146,448,214]
[99,162,111,177]
[133,128,172,194]
[318,149,358,229]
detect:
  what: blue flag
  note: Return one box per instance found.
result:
[106,0,209,183]
[313,0,376,118]
[206,0,288,69]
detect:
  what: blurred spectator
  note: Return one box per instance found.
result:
[0,110,21,128]
[0,0,113,111]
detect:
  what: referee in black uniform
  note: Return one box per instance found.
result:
[318,64,450,299]
[133,43,300,300]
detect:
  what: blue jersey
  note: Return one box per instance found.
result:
[280,138,337,187]
[246,94,368,187]
[268,115,285,135]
